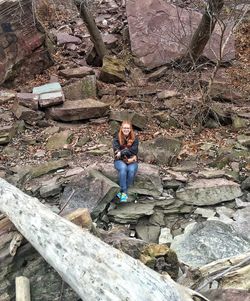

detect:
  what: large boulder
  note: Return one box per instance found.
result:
[171,221,250,268]
[109,110,147,130]
[63,76,97,100]
[99,55,126,83]
[60,169,120,219]
[126,0,235,69]
[47,99,109,122]
[176,178,243,206]
[97,163,163,197]
[0,0,51,84]
[139,136,182,164]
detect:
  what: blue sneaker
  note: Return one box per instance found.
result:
[116,192,122,199]
[120,193,128,203]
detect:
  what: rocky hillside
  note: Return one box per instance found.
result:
[0,0,250,300]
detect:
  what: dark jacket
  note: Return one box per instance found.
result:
[113,133,139,160]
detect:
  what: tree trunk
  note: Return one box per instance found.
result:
[0,178,203,301]
[74,0,106,63]
[184,0,224,63]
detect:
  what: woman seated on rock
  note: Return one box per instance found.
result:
[113,120,139,203]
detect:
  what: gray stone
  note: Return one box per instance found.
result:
[171,220,250,268]
[159,228,173,245]
[97,163,163,197]
[149,210,165,226]
[203,289,250,301]
[139,136,182,165]
[232,208,250,241]
[56,32,81,45]
[0,90,16,104]
[47,99,109,122]
[0,125,16,145]
[40,182,62,198]
[241,177,250,191]
[12,104,45,123]
[33,82,62,94]
[126,0,235,69]
[197,169,227,179]
[46,130,73,150]
[60,170,120,219]
[63,77,97,100]
[109,110,147,130]
[28,159,68,179]
[194,208,215,219]
[176,178,243,206]
[232,116,249,129]
[108,202,155,224]
[136,222,160,243]
[38,91,64,108]
[216,207,235,219]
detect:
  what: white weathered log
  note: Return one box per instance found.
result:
[0,178,204,301]
[15,276,31,301]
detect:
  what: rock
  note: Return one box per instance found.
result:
[0,0,50,84]
[63,76,97,100]
[11,104,45,123]
[38,91,64,108]
[171,221,250,268]
[210,83,243,103]
[126,0,234,69]
[216,207,235,219]
[47,99,109,122]
[28,159,68,179]
[232,208,250,241]
[56,32,81,45]
[176,178,243,206]
[232,115,249,129]
[99,55,126,83]
[0,125,16,145]
[139,136,182,165]
[157,90,181,100]
[97,163,163,197]
[116,86,157,97]
[102,33,118,49]
[203,289,250,301]
[76,136,91,147]
[159,228,173,245]
[241,177,250,190]
[109,110,147,130]
[197,169,227,179]
[149,210,165,226]
[136,219,160,243]
[0,90,16,104]
[60,169,120,219]
[59,66,95,79]
[40,181,62,198]
[147,66,168,81]
[237,135,250,148]
[46,130,73,150]
[108,202,155,224]
[33,82,62,94]
[140,244,179,279]
[64,167,85,178]
[17,93,39,110]
[97,81,117,96]
[194,208,216,219]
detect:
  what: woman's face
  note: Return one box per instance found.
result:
[121,123,131,137]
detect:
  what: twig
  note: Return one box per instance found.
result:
[58,189,75,216]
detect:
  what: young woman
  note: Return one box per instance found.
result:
[113,120,139,202]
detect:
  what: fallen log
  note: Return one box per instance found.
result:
[0,178,206,301]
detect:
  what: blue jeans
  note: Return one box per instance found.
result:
[114,160,138,193]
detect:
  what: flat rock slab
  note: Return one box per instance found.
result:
[60,170,120,219]
[126,0,235,69]
[38,91,64,108]
[109,110,147,130]
[108,202,155,224]
[46,130,73,151]
[171,220,250,268]
[0,125,16,145]
[47,99,109,122]
[176,178,243,206]
[17,93,39,110]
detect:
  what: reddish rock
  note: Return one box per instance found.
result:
[102,34,118,49]
[59,67,95,79]
[126,0,235,69]
[56,32,82,45]
[12,104,44,123]
[17,93,39,110]
[0,0,51,84]
[47,99,110,122]
[38,91,64,108]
